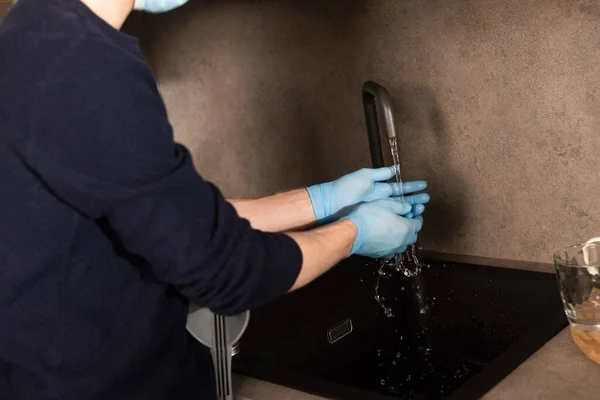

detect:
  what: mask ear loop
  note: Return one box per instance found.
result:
[583,237,600,272]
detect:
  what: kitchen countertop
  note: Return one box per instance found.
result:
[234,328,600,400]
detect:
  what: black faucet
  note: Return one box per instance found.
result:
[363,80,434,347]
[362,81,399,169]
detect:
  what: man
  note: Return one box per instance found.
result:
[0,0,429,399]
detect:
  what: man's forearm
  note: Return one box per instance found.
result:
[229,193,357,295]
[286,219,356,291]
[229,189,316,232]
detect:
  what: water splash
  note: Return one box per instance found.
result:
[388,137,425,277]
[373,137,427,316]
[374,263,395,317]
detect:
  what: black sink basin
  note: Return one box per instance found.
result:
[233,255,567,400]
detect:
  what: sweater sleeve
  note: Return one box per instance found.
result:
[17,39,302,315]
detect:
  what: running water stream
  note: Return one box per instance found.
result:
[374,137,427,318]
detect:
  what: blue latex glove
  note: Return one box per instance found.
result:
[344,199,424,259]
[134,0,189,13]
[405,203,426,220]
[307,167,429,224]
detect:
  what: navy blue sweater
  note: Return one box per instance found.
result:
[0,0,302,398]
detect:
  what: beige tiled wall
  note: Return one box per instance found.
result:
[143,0,600,263]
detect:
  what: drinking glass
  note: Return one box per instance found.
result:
[554,238,600,364]
[554,239,600,331]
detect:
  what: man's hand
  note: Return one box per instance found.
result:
[306,167,429,224]
[287,198,425,290]
[343,199,422,259]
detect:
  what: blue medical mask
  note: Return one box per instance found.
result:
[133,0,189,13]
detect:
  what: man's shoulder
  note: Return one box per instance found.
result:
[0,0,146,79]
[0,2,154,117]
[1,0,90,49]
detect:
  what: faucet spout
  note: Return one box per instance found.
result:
[362,81,398,168]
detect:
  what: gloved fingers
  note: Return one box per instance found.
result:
[407,232,418,246]
[375,199,412,215]
[388,181,428,196]
[411,204,426,217]
[369,183,395,199]
[411,216,424,233]
[402,204,425,219]
[400,193,431,205]
[372,181,428,199]
[371,165,399,181]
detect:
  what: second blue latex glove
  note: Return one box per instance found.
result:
[344,199,424,259]
[307,166,429,224]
